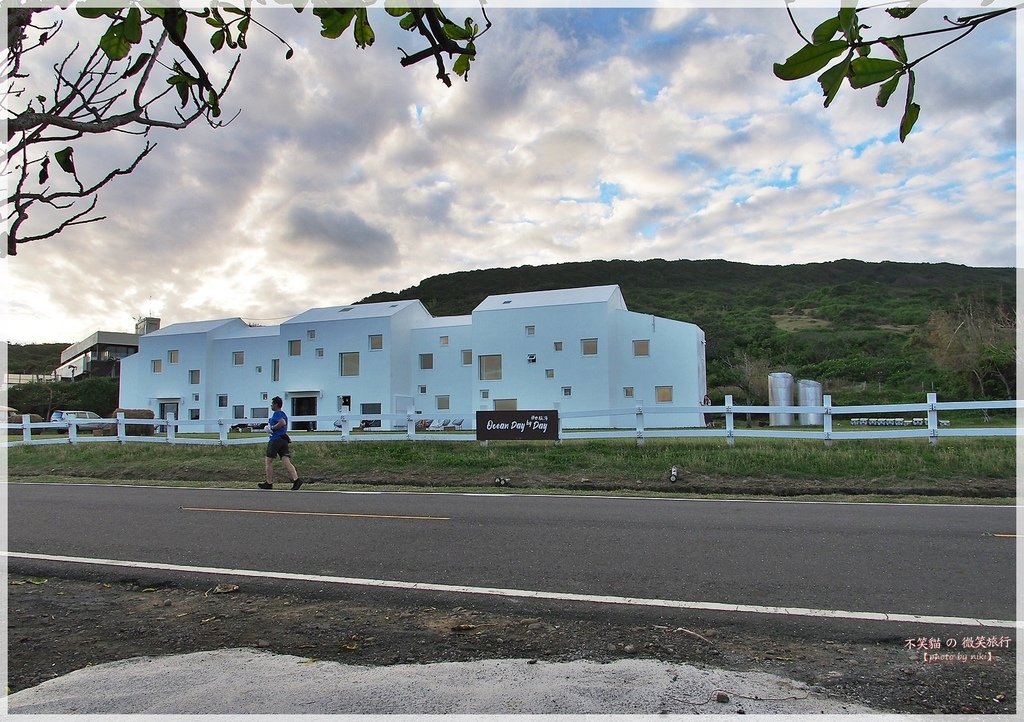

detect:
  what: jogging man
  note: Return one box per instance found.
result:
[258,396,303,490]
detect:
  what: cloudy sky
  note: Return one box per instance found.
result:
[3,1,1017,345]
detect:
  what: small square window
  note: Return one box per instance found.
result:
[545,368,555,379]
[168,349,179,364]
[340,352,360,377]
[527,354,537,364]
[420,353,434,370]
[581,338,598,356]
[481,389,490,399]
[439,335,449,346]
[218,394,228,408]
[419,385,427,394]
[256,365,262,374]
[151,359,162,373]
[562,386,572,397]
[315,347,324,358]
[369,334,383,350]
[624,386,635,398]
[189,408,200,421]
[193,393,200,402]
[553,341,563,352]
[461,349,472,365]
[307,329,316,340]
[436,395,450,411]
[288,340,301,356]
[189,369,200,384]
[233,405,245,419]
[525,325,535,336]
[656,386,674,403]
[261,392,269,401]
[233,351,244,365]
[633,339,650,357]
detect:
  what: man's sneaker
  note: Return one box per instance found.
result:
[291,478,304,491]
[258,482,273,490]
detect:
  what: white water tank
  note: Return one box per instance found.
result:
[797,379,823,425]
[768,372,794,426]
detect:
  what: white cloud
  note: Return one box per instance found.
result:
[3,5,1016,345]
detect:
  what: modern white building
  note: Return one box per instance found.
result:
[118,285,707,431]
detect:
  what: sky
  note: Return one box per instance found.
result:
[2,1,1018,345]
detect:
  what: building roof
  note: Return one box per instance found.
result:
[284,299,428,325]
[144,318,248,338]
[60,331,140,363]
[474,285,626,313]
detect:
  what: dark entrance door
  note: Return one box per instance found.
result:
[291,396,317,431]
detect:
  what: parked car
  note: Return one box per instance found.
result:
[50,410,103,432]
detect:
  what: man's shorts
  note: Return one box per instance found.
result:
[266,436,291,459]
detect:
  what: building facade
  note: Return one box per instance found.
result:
[118,286,707,431]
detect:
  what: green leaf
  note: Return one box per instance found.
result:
[54,147,75,175]
[880,37,907,62]
[887,7,918,20]
[386,6,411,17]
[353,9,375,48]
[849,57,903,89]
[314,8,356,39]
[76,6,119,20]
[453,52,471,79]
[773,40,848,81]
[400,13,418,31]
[123,7,142,43]
[811,16,841,45]
[875,73,902,107]
[443,21,471,41]
[206,16,224,29]
[899,102,920,142]
[122,52,152,79]
[816,55,851,108]
[99,22,133,61]
[837,7,857,37]
[221,4,246,16]
[211,30,225,51]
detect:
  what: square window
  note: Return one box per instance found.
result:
[419,385,427,394]
[527,354,537,364]
[340,352,360,377]
[233,405,244,419]
[461,349,472,365]
[525,325,535,336]
[656,386,674,403]
[633,339,650,357]
[189,369,200,384]
[436,395,450,411]
[481,389,490,399]
[168,350,179,364]
[315,347,324,358]
[307,329,316,340]
[624,386,635,398]
[189,408,200,421]
[369,334,383,350]
[151,359,162,373]
[261,392,269,401]
[419,353,434,370]
[256,365,263,374]
[288,340,301,356]
[217,394,228,408]
[581,338,598,356]
[233,351,244,365]
[439,335,449,346]
[545,368,555,379]
[479,354,501,380]
[562,386,572,397]
[192,393,200,401]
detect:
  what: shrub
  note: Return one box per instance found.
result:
[113,408,156,436]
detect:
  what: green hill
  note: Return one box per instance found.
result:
[6,342,69,375]
[362,258,1016,404]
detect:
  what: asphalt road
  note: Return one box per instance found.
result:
[5,482,1016,623]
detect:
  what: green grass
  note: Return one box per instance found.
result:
[5,436,1016,503]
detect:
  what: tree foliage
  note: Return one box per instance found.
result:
[7,377,119,418]
[775,2,1019,141]
[4,1,490,256]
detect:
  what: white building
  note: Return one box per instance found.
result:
[118,285,707,431]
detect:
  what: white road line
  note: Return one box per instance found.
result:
[5,551,1018,629]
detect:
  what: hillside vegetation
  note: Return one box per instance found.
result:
[363,258,1015,404]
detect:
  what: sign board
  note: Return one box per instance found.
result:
[476,410,559,441]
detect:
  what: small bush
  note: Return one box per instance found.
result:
[113,408,156,436]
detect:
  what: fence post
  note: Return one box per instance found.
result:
[823,394,833,447]
[724,394,735,447]
[406,411,416,440]
[22,413,32,444]
[339,415,351,442]
[927,392,939,446]
[218,418,228,446]
[167,413,176,444]
[635,401,645,446]
[67,417,78,444]
[116,412,126,443]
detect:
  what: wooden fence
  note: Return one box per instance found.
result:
[3,394,1018,448]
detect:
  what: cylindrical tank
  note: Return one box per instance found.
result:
[797,379,823,425]
[768,372,794,426]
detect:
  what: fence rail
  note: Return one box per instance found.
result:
[3,393,1019,449]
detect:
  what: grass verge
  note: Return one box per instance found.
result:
[5,436,1016,503]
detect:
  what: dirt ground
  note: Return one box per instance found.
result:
[6,570,1016,714]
